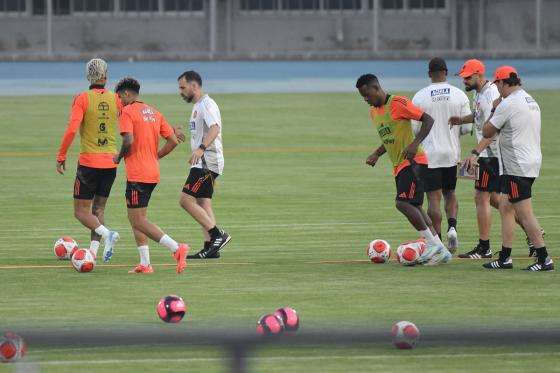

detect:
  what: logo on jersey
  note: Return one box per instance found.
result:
[430,88,450,96]
[193,110,197,119]
[98,102,109,111]
[378,124,395,145]
[190,121,196,131]
[430,88,450,102]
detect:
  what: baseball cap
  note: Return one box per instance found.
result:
[493,66,519,82]
[428,57,447,72]
[456,59,485,78]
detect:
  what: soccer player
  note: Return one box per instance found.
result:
[481,66,553,271]
[412,57,472,253]
[177,71,231,259]
[56,58,120,262]
[113,77,189,274]
[356,74,451,265]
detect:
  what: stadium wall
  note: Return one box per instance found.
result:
[0,0,558,60]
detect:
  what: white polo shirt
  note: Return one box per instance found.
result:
[473,82,501,158]
[189,94,224,175]
[490,89,542,178]
[412,82,472,168]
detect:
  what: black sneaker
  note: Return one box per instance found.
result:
[524,257,554,271]
[527,229,545,257]
[187,248,220,259]
[458,245,492,259]
[482,255,513,269]
[207,231,232,257]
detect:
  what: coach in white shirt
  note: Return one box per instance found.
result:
[177,70,231,259]
[481,66,552,271]
[412,58,471,253]
[450,59,502,260]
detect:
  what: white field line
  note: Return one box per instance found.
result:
[15,351,560,365]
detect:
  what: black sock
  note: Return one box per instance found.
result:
[448,218,457,231]
[479,239,490,249]
[535,246,548,262]
[499,246,512,261]
[208,226,221,239]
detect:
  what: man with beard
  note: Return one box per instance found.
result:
[450,60,542,259]
[177,71,231,259]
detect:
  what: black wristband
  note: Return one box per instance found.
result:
[471,149,480,156]
[490,108,496,113]
[198,144,207,151]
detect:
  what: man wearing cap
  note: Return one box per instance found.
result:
[412,57,472,253]
[449,59,502,259]
[480,66,552,271]
[451,59,544,259]
[56,58,121,262]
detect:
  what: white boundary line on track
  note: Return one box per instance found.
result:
[15,351,560,365]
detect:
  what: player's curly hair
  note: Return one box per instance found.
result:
[115,76,141,94]
[86,58,108,83]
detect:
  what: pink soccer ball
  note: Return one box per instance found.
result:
[0,332,26,362]
[274,306,299,334]
[396,240,425,266]
[53,237,78,260]
[157,295,186,323]
[256,314,284,336]
[71,248,96,273]
[367,239,392,263]
[391,321,420,349]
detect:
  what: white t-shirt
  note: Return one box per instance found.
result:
[473,82,500,158]
[189,94,224,175]
[412,82,472,168]
[490,89,542,178]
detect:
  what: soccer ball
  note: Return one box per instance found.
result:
[71,248,96,273]
[367,239,392,263]
[0,332,26,362]
[53,237,78,260]
[391,321,420,349]
[157,295,186,323]
[396,240,425,266]
[256,314,284,336]
[274,307,299,334]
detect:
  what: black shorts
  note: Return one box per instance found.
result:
[73,165,117,200]
[475,157,501,193]
[500,175,535,203]
[182,168,219,199]
[126,181,157,209]
[395,164,427,206]
[424,166,457,192]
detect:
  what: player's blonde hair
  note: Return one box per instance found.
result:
[86,58,107,83]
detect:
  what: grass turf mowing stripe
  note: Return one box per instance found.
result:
[0,262,255,269]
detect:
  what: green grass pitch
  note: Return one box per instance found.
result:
[0,91,559,372]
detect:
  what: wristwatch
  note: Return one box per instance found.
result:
[198,144,207,151]
[471,149,480,156]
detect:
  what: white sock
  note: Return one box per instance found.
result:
[419,228,439,246]
[89,241,101,257]
[138,245,151,267]
[159,234,179,252]
[435,234,445,247]
[94,225,110,238]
